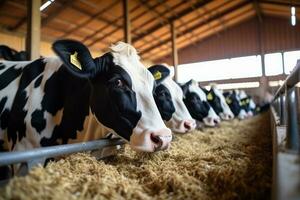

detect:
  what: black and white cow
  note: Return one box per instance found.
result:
[148,65,196,133]
[223,90,248,120]
[203,85,234,120]
[181,80,220,127]
[0,45,28,61]
[0,40,173,160]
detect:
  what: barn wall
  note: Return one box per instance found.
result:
[157,16,300,65]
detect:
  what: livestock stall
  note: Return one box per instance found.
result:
[0,0,300,200]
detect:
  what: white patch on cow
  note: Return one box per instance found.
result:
[211,86,234,120]
[188,80,220,126]
[162,76,196,133]
[109,42,171,152]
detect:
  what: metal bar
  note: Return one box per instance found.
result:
[171,21,178,81]
[0,138,125,167]
[123,0,131,44]
[26,0,41,60]
[285,87,300,150]
[274,60,300,99]
[279,95,285,125]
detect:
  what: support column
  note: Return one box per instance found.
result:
[171,21,178,81]
[281,52,285,74]
[123,0,131,44]
[26,0,41,60]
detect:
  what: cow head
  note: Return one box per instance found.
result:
[238,90,256,117]
[181,80,220,127]
[53,40,172,152]
[148,65,196,133]
[206,86,234,120]
[223,90,247,120]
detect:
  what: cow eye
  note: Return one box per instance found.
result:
[115,79,124,87]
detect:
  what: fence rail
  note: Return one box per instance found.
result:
[273,60,300,151]
[0,138,125,167]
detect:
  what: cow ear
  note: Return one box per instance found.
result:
[181,80,192,98]
[52,39,96,78]
[148,64,170,85]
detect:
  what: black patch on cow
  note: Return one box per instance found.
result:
[6,59,45,148]
[34,75,43,88]
[153,84,175,121]
[90,53,141,141]
[40,66,90,146]
[223,92,241,117]
[207,90,223,115]
[0,65,22,90]
[183,92,210,121]
[0,63,5,70]
[0,109,9,130]
[31,109,46,133]
[0,96,8,114]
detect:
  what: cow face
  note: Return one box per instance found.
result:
[223,91,247,120]
[149,65,196,133]
[53,40,172,152]
[181,80,220,127]
[206,86,234,120]
[238,90,256,117]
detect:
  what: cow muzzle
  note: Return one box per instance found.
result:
[130,128,172,152]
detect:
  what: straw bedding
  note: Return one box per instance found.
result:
[0,112,272,200]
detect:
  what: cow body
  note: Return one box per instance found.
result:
[148,65,196,133]
[181,80,220,127]
[205,85,234,120]
[0,40,172,159]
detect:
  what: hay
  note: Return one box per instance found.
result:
[0,112,272,200]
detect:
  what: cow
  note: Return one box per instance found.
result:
[223,90,248,120]
[202,85,234,121]
[148,64,196,133]
[0,45,28,61]
[0,40,173,176]
[238,90,256,117]
[180,79,221,127]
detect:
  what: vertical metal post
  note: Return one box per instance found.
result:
[285,87,300,151]
[171,21,178,81]
[280,95,285,125]
[26,0,41,60]
[281,52,285,74]
[123,0,131,44]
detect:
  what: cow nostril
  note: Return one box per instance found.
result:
[184,122,191,130]
[150,134,162,145]
[213,119,219,124]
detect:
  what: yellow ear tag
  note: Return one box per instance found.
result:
[154,71,162,80]
[207,93,213,100]
[226,98,232,104]
[70,51,82,70]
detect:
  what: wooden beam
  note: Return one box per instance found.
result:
[253,0,263,23]
[123,0,131,44]
[26,0,41,60]
[260,0,300,7]
[140,0,250,56]
[132,0,213,43]
[171,21,178,81]
[60,0,120,38]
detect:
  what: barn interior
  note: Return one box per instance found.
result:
[0,0,300,199]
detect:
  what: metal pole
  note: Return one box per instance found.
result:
[0,139,125,167]
[123,0,131,44]
[285,87,299,151]
[171,21,178,81]
[279,95,285,125]
[26,0,41,60]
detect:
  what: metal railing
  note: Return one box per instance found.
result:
[273,60,300,151]
[0,138,125,167]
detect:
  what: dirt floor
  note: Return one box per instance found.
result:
[0,111,272,200]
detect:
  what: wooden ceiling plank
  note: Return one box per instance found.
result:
[60,0,120,38]
[140,0,250,56]
[132,0,213,43]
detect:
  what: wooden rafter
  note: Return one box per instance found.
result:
[132,0,213,43]
[152,8,255,61]
[60,0,120,38]
[86,0,165,47]
[140,0,250,56]
[253,0,263,23]
[260,0,300,7]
